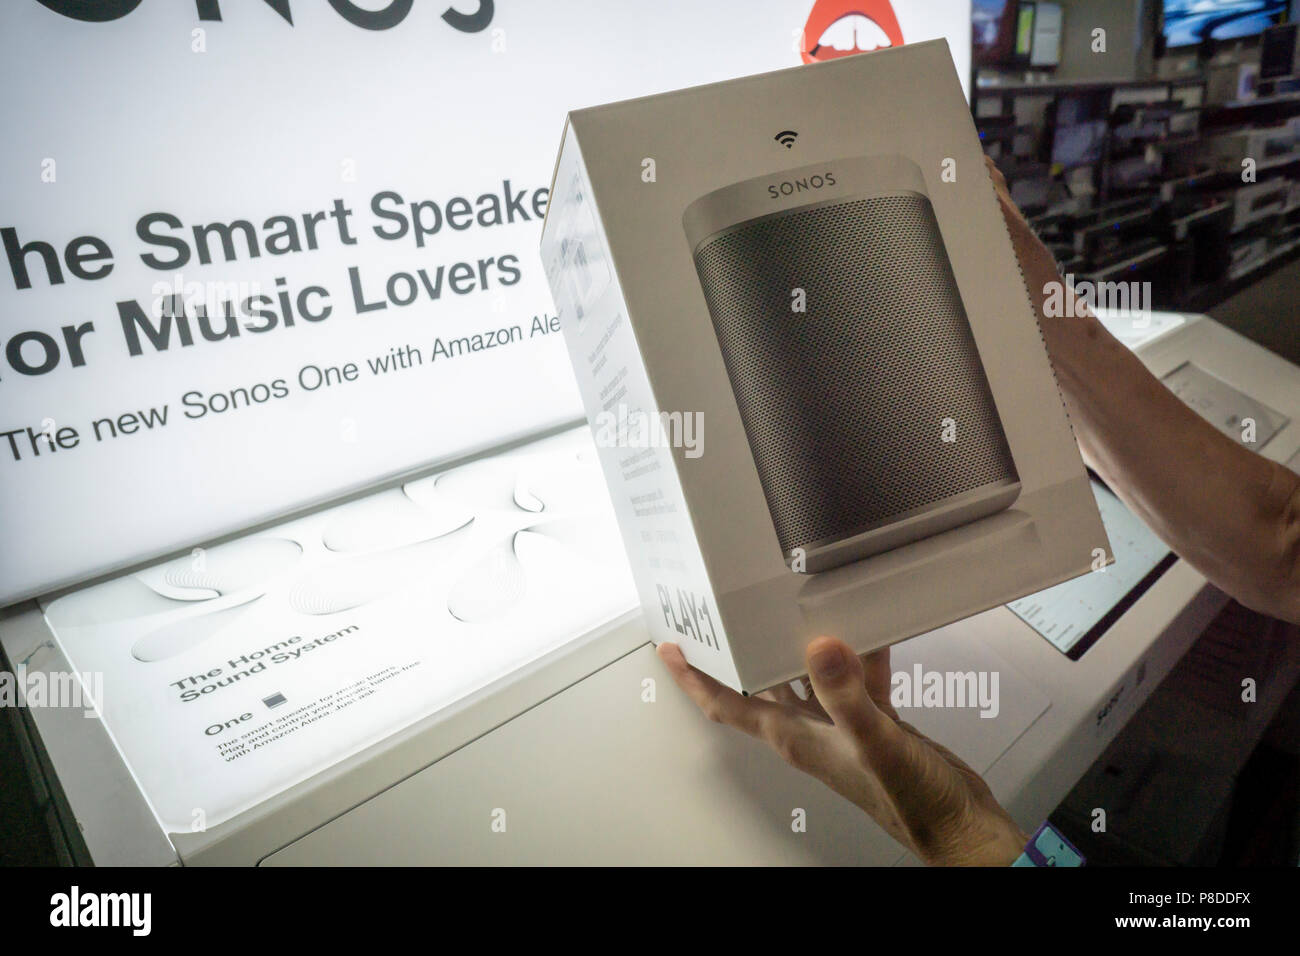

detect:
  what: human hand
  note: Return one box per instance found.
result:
[657,636,1028,866]
[983,155,1072,324]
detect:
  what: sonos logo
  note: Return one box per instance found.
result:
[34,0,494,33]
[767,172,836,199]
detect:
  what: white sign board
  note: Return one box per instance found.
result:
[1,0,970,604]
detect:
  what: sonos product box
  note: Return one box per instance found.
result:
[540,40,1108,694]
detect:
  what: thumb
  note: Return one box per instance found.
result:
[805,636,904,760]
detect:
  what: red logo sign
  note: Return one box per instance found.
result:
[801,0,905,64]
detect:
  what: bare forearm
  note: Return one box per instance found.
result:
[1044,306,1300,622]
[999,197,1300,622]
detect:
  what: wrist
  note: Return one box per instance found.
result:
[931,810,1030,867]
[982,818,1031,867]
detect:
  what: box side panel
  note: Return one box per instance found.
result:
[541,128,741,689]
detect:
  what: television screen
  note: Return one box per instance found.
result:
[1030,2,1064,66]
[1050,92,1109,166]
[1016,3,1037,57]
[1052,120,1108,166]
[972,0,1019,65]
[1163,0,1288,48]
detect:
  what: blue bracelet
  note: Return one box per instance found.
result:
[1011,822,1085,867]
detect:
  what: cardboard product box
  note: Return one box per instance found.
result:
[540,39,1108,694]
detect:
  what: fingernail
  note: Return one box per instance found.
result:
[810,645,845,681]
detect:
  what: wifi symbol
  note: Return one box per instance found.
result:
[774,130,799,149]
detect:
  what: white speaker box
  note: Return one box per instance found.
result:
[540,40,1108,693]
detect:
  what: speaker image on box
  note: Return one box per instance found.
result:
[683,155,1021,574]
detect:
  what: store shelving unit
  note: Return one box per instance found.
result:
[974,72,1300,313]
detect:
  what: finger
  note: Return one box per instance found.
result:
[983,158,1029,226]
[656,642,793,743]
[804,637,904,757]
[806,641,953,833]
[859,648,899,719]
[860,648,891,701]
[985,159,1015,208]
[769,679,831,721]
[983,154,1008,191]
[767,682,801,705]
[657,644,829,771]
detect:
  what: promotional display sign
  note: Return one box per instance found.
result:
[40,427,637,832]
[541,41,1108,693]
[1,1,971,605]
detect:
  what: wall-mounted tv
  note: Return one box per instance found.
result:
[1015,2,1037,61]
[974,1,1062,68]
[1162,0,1288,48]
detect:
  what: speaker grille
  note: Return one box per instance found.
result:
[692,194,1018,554]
